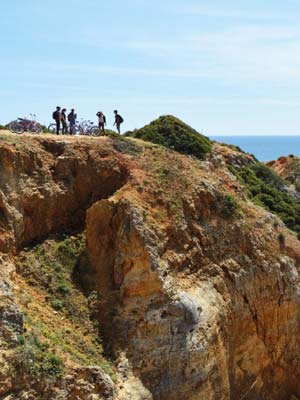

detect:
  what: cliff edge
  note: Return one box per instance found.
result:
[0,125,300,400]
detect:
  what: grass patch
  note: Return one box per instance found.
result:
[15,233,114,377]
[10,334,64,388]
[0,133,19,144]
[21,313,111,371]
[17,234,87,323]
[105,131,141,155]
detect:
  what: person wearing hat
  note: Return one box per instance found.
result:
[96,111,106,133]
[52,106,61,135]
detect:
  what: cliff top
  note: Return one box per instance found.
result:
[1,121,300,399]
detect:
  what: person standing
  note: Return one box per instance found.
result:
[113,110,124,134]
[96,111,106,133]
[52,106,61,135]
[68,109,77,135]
[61,108,68,135]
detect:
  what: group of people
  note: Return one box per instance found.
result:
[52,107,77,135]
[52,107,124,135]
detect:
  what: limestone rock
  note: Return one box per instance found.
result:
[2,133,300,399]
[64,366,115,400]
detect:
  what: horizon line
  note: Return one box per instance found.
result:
[209,133,300,137]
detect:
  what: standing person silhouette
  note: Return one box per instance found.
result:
[68,109,77,135]
[61,108,68,135]
[52,106,61,135]
[96,111,106,133]
[113,110,124,134]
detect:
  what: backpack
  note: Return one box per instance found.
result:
[52,111,58,120]
[118,115,124,124]
[67,113,72,122]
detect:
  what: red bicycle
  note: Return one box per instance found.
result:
[9,114,42,134]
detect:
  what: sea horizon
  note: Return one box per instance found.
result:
[209,135,300,162]
[211,134,300,137]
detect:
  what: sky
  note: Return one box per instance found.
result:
[2,0,300,135]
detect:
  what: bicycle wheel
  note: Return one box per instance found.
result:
[30,123,42,134]
[9,122,25,134]
[90,126,104,137]
[75,125,84,135]
[48,124,57,134]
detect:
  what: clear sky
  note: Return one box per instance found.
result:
[2,0,300,135]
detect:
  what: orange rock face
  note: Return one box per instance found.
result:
[0,136,128,253]
[1,132,300,399]
[85,141,300,400]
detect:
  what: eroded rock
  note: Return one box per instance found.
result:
[1,133,300,399]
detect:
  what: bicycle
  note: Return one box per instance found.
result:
[77,120,104,137]
[48,122,82,135]
[47,119,105,136]
[9,114,42,134]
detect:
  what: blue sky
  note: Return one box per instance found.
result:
[2,0,300,135]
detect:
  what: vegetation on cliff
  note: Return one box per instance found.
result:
[11,335,64,385]
[127,115,212,159]
[229,163,300,233]
[268,155,300,190]
[2,126,300,399]
[15,234,112,373]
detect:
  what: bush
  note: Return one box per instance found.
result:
[57,280,70,294]
[11,335,64,382]
[51,299,64,311]
[221,194,238,218]
[250,163,285,190]
[40,124,50,133]
[127,115,212,160]
[229,163,300,233]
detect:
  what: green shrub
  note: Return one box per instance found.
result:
[51,299,64,311]
[250,163,285,190]
[57,280,71,294]
[229,163,300,233]
[127,115,212,160]
[294,180,300,192]
[159,167,170,179]
[221,194,238,218]
[11,335,64,381]
[40,125,50,133]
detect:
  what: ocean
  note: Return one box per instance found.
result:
[209,136,300,162]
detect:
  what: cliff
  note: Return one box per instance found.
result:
[0,126,300,400]
[268,155,300,190]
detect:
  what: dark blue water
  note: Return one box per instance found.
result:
[210,136,300,162]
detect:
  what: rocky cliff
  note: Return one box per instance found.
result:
[0,128,300,400]
[268,155,300,192]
